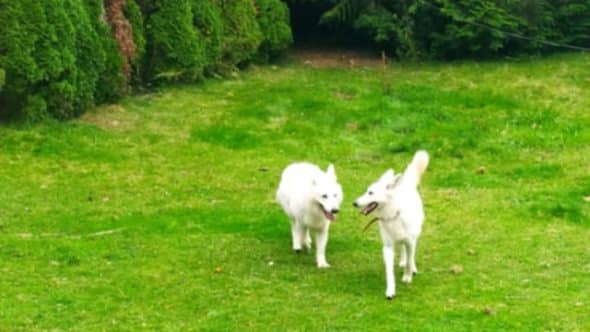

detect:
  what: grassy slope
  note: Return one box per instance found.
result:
[0,53,589,330]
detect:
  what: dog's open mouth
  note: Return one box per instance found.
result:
[320,205,336,221]
[362,202,378,215]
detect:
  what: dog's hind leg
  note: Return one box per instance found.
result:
[410,238,418,274]
[401,240,414,283]
[399,245,407,268]
[303,229,312,251]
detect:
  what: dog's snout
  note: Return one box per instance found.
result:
[331,209,339,214]
[353,201,359,208]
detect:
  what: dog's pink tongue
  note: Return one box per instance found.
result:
[325,211,335,221]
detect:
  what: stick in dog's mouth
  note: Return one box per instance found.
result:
[361,202,378,215]
[362,211,400,232]
[363,217,380,232]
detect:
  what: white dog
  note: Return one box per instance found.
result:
[276,162,343,268]
[353,151,429,299]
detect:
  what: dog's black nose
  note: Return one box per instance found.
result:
[353,202,359,208]
[331,209,339,214]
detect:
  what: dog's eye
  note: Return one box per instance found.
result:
[368,191,373,195]
[322,194,328,199]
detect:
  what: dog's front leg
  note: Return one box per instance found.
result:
[291,220,304,252]
[383,245,396,299]
[315,223,330,268]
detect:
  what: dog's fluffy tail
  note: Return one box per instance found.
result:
[403,150,429,188]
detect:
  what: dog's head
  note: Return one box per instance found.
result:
[353,169,402,216]
[313,164,343,221]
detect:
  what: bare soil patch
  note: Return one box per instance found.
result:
[288,47,388,68]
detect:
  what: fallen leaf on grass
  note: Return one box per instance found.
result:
[346,122,359,130]
[483,307,496,316]
[333,91,354,101]
[450,264,463,274]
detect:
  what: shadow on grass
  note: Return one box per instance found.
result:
[517,177,590,224]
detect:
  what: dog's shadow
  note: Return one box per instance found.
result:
[266,240,393,297]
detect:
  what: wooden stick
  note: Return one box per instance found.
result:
[363,218,380,232]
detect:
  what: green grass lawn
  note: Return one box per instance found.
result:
[1,53,589,330]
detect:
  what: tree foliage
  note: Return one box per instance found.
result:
[287,0,590,59]
[0,68,5,90]
[554,0,590,47]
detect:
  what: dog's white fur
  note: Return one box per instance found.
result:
[354,151,429,299]
[276,162,343,268]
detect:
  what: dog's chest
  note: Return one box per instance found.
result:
[379,217,408,242]
[301,211,328,230]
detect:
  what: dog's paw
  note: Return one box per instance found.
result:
[385,291,396,300]
[317,262,331,268]
[401,273,413,284]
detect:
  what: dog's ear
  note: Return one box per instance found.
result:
[326,164,337,180]
[379,169,395,183]
[386,174,402,190]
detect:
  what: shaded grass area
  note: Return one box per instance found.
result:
[1,53,589,330]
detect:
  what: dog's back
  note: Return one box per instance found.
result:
[276,162,320,216]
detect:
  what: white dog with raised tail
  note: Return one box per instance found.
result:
[276,162,343,268]
[353,150,429,299]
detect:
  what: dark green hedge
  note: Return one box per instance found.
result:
[144,0,206,82]
[191,0,224,74]
[0,0,126,119]
[219,0,263,68]
[0,68,4,90]
[256,0,294,61]
[0,0,293,120]
[84,0,126,104]
[0,0,107,119]
[124,0,146,85]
